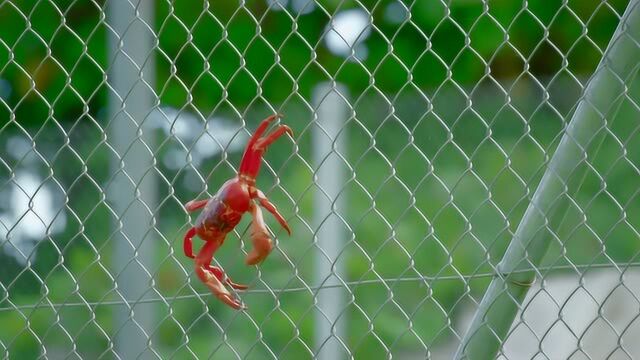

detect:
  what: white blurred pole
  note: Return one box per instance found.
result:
[107,0,157,359]
[312,82,350,360]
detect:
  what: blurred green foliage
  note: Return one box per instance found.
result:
[0,0,628,126]
[1,0,639,358]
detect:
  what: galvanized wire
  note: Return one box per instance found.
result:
[1,0,640,359]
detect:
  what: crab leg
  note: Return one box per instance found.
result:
[182,198,209,259]
[184,228,247,289]
[183,227,197,258]
[195,239,245,309]
[253,189,291,235]
[185,199,208,212]
[205,265,249,290]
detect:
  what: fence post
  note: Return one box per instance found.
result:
[106,0,157,359]
[455,1,640,359]
[312,82,350,360]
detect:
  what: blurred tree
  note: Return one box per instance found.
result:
[0,0,629,128]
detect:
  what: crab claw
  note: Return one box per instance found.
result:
[238,115,293,181]
[245,204,274,265]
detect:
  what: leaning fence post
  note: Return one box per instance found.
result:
[455,1,640,359]
[312,82,350,360]
[106,0,157,359]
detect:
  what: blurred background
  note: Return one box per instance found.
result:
[1,0,640,359]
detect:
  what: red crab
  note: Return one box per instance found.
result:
[182,114,292,309]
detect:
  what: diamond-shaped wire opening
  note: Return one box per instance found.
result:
[1,0,639,358]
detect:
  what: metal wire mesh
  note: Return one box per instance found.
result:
[1,0,640,359]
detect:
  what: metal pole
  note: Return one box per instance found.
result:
[106,0,157,359]
[312,82,350,360]
[455,1,640,359]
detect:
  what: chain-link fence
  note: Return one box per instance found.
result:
[1,0,640,359]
